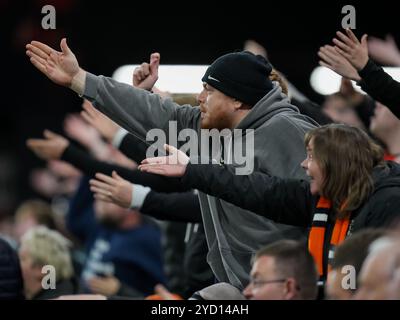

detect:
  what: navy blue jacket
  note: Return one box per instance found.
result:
[66,176,165,295]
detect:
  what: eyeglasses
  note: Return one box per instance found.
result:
[249,278,287,289]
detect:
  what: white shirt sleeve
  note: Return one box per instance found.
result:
[130,184,151,209]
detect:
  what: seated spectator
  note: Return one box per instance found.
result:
[159,240,318,300]
[242,240,318,300]
[67,176,165,297]
[326,228,386,300]
[18,226,76,299]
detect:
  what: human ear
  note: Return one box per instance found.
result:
[283,278,298,300]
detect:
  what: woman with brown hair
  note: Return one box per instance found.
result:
[138,124,400,281]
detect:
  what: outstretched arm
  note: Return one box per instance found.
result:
[319,29,400,118]
[26,131,190,193]
[26,41,200,142]
[26,40,159,91]
[26,38,83,88]
[139,145,313,227]
[89,171,201,223]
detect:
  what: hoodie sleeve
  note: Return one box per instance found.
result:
[181,162,313,227]
[83,73,201,141]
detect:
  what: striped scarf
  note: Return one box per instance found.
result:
[308,197,350,277]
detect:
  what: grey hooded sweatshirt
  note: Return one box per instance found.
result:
[83,72,318,289]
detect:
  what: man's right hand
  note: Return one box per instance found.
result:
[132,52,160,91]
[26,38,80,87]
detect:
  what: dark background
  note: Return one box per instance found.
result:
[1,0,399,216]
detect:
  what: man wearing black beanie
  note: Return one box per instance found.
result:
[198,51,275,130]
[202,51,273,107]
[27,40,318,290]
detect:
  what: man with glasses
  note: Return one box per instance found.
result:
[243,240,318,300]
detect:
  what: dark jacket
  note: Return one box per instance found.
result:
[181,160,400,271]
[0,238,24,300]
[358,59,400,118]
[66,176,166,295]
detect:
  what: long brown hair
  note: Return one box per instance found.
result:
[305,124,384,217]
